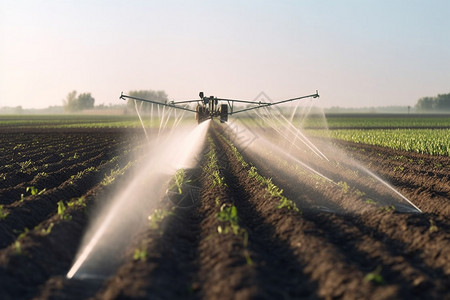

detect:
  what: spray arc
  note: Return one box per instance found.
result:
[67,120,210,279]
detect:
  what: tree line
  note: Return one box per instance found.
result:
[415,93,450,112]
[62,90,167,112]
[63,91,95,112]
[124,90,168,112]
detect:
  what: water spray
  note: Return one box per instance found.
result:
[67,116,209,279]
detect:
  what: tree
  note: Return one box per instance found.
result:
[415,93,450,112]
[77,93,95,110]
[435,93,450,110]
[63,90,79,112]
[126,90,168,113]
[63,91,95,112]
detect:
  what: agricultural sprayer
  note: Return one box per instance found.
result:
[120,91,320,124]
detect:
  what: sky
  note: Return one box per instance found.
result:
[1,0,449,109]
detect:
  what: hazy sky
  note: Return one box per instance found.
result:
[1,0,449,109]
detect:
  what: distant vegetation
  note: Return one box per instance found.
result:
[63,91,95,112]
[415,93,450,112]
[125,90,168,113]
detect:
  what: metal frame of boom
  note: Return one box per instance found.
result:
[119,90,319,121]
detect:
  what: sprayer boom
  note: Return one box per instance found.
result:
[120,90,319,124]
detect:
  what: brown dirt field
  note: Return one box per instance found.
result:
[0,123,448,300]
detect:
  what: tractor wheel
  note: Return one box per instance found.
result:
[220,104,228,123]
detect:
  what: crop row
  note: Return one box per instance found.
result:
[0,151,139,299]
[312,116,450,129]
[308,129,450,156]
[213,123,450,299]
[0,115,195,129]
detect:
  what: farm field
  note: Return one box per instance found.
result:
[0,114,449,299]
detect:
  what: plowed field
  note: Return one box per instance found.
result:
[0,121,448,300]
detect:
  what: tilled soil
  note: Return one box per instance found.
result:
[0,125,448,300]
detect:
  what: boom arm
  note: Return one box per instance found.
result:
[217,90,319,115]
[119,92,197,113]
[120,90,319,124]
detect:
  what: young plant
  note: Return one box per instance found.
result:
[133,248,147,261]
[277,196,300,212]
[69,166,95,184]
[67,196,86,208]
[0,205,9,220]
[378,205,396,213]
[57,201,72,220]
[217,204,240,235]
[14,241,22,255]
[18,159,32,172]
[204,137,227,188]
[101,162,134,186]
[428,219,438,233]
[168,168,190,194]
[216,203,252,265]
[148,208,173,230]
[364,265,385,284]
[41,222,54,235]
[337,181,350,194]
[26,186,46,196]
[365,198,378,206]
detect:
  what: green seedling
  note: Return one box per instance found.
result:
[0,205,9,220]
[133,248,147,261]
[216,203,252,265]
[67,196,86,208]
[355,189,366,197]
[148,209,173,230]
[393,166,405,172]
[41,222,54,235]
[18,159,33,172]
[168,168,190,194]
[277,197,300,212]
[217,204,240,235]
[337,181,350,193]
[57,201,72,220]
[70,166,95,184]
[428,219,438,233]
[37,172,48,178]
[365,198,378,205]
[205,138,227,188]
[364,265,385,284]
[26,186,46,196]
[379,205,396,213]
[211,170,227,188]
[248,166,258,178]
[14,241,22,255]
[101,162,134,186]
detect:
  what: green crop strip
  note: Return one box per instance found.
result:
[219,134,300,213]
[248,166,300,212]
[206,136,252,264]
[215,202,252,265]
[309,129,450,156]
[204,137,227,188]
[102,161,135,186]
